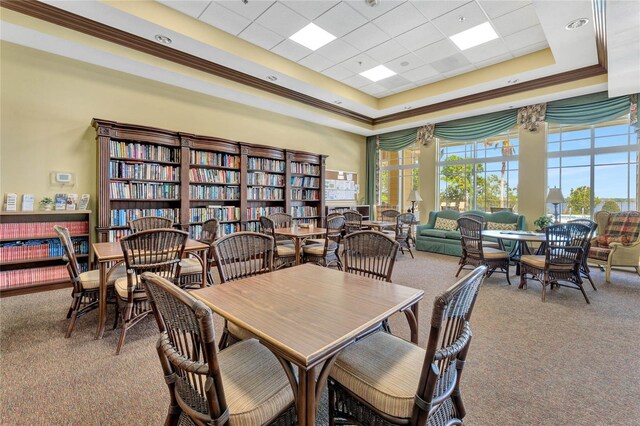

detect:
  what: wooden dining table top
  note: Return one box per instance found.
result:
[92,238,209,262]
[191,264,424,368]
[483,230,546,242]
[274,226,327,238]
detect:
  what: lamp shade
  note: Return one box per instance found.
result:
[407,190,422,202]
[546,188,565,204]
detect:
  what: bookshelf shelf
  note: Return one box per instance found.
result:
[109,157,179,166]
[0,254,88,267]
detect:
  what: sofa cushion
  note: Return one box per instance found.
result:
[603,212,640,240]
[588,246,611,261]
[434,217,458,231]
[597,234,634,248]
[486,221,517,231]
[444,231,461,240]
[420,229,448,238]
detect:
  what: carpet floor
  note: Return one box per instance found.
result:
[1,251,639,425]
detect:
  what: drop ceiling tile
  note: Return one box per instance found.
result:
[366,39,410,63]
[340,53,378,74]
[510,41,548,57]
[322,64,353,80]
[492,4,540,37]
[270,39,312,62]
[478,1,531,19]
[461,38,510,63]
[359,83,388,96]
[282,1,338,20]
[377,75,411,90]
[298,52,334,72]
[158,1,211,18]
[342,23,390,52]
[415,75,444,86]
[388,83,417,94]
[413,1,471,20]
[395,23,445,51]
[255,2,308,38]
[429,53,472,73]
[342,74,372,89]
[443,64,476,77]
[401,64,440,82]
[413,39,459,63]
[345,0,404,20]
[199,2,251,35]
[316,39,360,62]
[215,1,275,20]
[474,52,514,69]
[373,2,425,38]
[385,53,426,73]
[238,22,284,50]
[504,25,547,52]
[431,1,489,37]
[314,2,368,38]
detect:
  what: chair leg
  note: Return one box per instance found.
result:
[407,245,414,259]
[605,265,612,283]
[65,295,81,338]
[578,282,591,304]
[116,303,132,355]
[504,262,512,286]
[328,383,336,426]
[541,272,548,302]
[455,261,465,277]
[519,271,527,289]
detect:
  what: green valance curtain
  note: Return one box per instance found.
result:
[546,92,632,124]
[433,110,517,141]
[377,128,417,151]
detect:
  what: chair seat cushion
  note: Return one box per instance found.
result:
[303,242,337,256]
[227,321,256,341]
[179,258,201,275]
[483,247,509,259]
[276,239,294,247]
[78,264,127,290]
[444,231,461,240]
[275,245,296,257]
[520,255,574,270]
[114,276,148,300]
[304,238,325,245]
[219,338,294,425]
[419,229,448,238]
[483,241,501,249]
[588,246,611,261]
[330,331,424,418]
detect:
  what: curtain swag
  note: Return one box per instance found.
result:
[630,94,637,126]
[417,124,435,147]
[517,103,546,132]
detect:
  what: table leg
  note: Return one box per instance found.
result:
[295,238,302,265]
[200,248,208,287]
[410,302,420,344]
[95,262,107,339]
[297,365,316,426]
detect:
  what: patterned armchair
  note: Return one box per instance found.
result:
[588,211,640,282]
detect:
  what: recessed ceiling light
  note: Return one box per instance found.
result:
[400,61,410,67]
[334,100,342,105]
[449,22,498,51]
[565,18,589,30]
[360,65,396,82]
[154,34,172,45]
[266,75,278,82]
[458,16,466,22]
[289,23,336,51]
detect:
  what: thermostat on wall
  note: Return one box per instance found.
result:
[51,171,75,185]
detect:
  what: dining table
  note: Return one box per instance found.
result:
[274,226,327,265]
[483,230,546,275]
[191,264,423,426]
[359,220,396,230]
[92,238,209,339]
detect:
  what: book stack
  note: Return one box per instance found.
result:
[0,237,88,261]
[0,221,89,239]
[0,265,84,289]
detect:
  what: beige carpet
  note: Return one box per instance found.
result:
[1,251,639,425]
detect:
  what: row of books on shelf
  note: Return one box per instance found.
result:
[247,172,285,187]
[291,189,320,201]
[110,140,179,163]
[0,264,86,289]
[291,206,318,217]
[189,223,239,240]
[291,176,319,187]
[190,151,240,169]
[189,185,240,200]
[248,157,286,173]
[0,221,89,239]
[295,218,318,226]
[110,208,180,227]
[190,169,240,185]
[291,162,320,175]
[110,182,179,200]
[247,187,284,201]
[189,206,240,223]
[245,206,284,221]
[106,229,132,242]
[0,238,88,262]
[110,160,179,181]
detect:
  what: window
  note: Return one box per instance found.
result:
[437,130,519,212]
[379,143,419,212]
[547,116,639,221]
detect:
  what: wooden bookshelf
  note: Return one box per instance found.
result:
[0,210,92,297]
[93,119,326,241]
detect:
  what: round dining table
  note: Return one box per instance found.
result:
[483,230,546,275]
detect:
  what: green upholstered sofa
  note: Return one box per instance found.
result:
[415,209,526,256]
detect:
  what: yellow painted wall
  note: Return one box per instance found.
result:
[0,42,365,217]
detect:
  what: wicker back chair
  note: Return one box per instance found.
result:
[456,217,511,285]
[343,230,399,282]
[343,210,364,234]
[380,209,400,231]
[200,218,219,244]
[142,272,296,426]
[568,218,598,290]
[271,212,293,229]
[116,229,188,354]
[259,216,296,269]
[395,212,416,258]
[520,223,591,303]
[128,216,173,232]
[212,232,274,348]
[303,214,345,269]
[328,266,488,425]
[54,225,126,338]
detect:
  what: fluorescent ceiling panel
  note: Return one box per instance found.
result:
[360,65,397,82]
[450,22,499,50]
[289,23,336,51]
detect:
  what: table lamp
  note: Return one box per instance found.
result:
[407,190,422,214]
[546,187,565,223]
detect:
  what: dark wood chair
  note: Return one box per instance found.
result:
[212,232,274,348]
[54,225,127,338]
[328,266,488,426]
[197,218,219,285]
[395,212,416,258]
[568,218,598,290]
[260,216,296,269]
[142,272,296,426]
[380,209,401,231]
[456,217,511,285]
[343,210,364,234]
[128,216,173,232]
[116,229,188,354]
[520,223,592,303]
[459,213,501,249]
[302,214,344,269]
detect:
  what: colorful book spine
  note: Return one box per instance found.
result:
[109,160,180,181]
[245,207,285,221]
[109,140,179,163]
[109,208,180,227]
[110,182,179,199]
[107,229,132,242]
[189,206,240,223]
[0,238,88,261]
[290,162,320,175]
[189,169,240,184]
[0,221,89,239]
[190,151,240,168]
[247,187,284,201]
[247,172,285,186]
[189,223,239,239]
[290,177,319,188]
[247,157,286,173]
[291,189,320,201]
[291,206,318,218]
[189,185,240,200]
[0,264,88,289]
